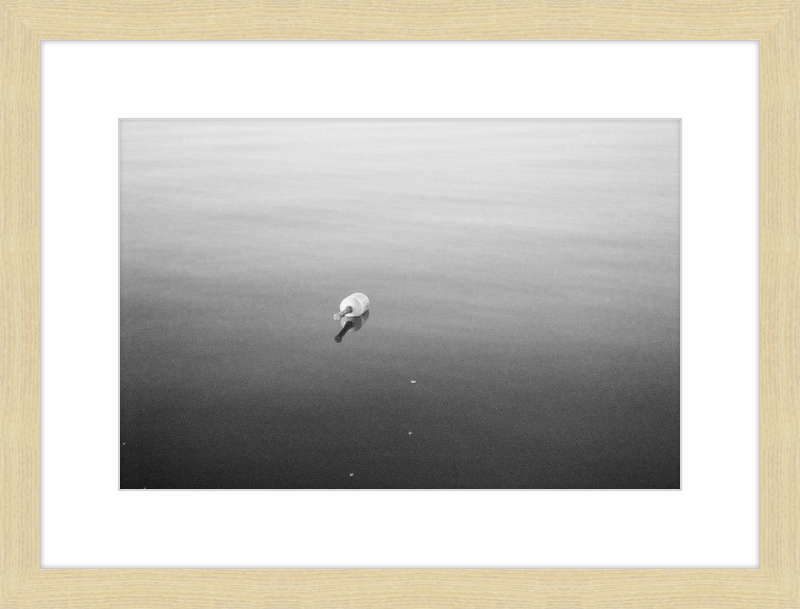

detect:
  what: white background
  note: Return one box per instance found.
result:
[41,42,759,568]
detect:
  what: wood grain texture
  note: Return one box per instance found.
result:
[761,2,800,606]
[1,0,797,39]
[1,1,799,607]
[3,569,799,608]
[0,2,39,608]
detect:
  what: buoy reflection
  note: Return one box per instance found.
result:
[334,309,369,343]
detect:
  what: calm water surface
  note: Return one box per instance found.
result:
[120,120,680,489]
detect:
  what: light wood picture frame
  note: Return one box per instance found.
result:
[2,1,798,607]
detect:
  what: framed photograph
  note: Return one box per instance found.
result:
[3,2,796,607]
[119,118,680,491]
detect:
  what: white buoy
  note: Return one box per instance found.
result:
[334,293,370,320]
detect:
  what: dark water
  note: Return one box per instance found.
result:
[120,119,680,489]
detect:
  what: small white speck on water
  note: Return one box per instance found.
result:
[349,473,354,477]
[410,380,416,384]
[408,431,412,435]
[122,442,126,446]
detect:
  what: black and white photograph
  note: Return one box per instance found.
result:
[120,119,680,490]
